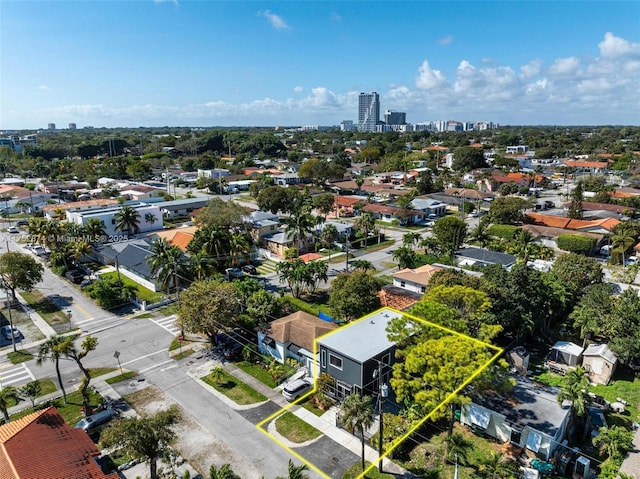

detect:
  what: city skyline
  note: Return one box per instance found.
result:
[1,1,639,129]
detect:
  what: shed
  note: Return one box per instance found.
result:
[582,344,618,385]
[546,341,584,367]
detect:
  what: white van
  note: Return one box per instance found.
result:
[599,245,611,256]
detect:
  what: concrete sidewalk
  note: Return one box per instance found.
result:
[218,361,413,476]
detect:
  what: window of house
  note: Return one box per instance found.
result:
[400,281,406,287]
[421,286,426,293]
[111,218,115,225]
[321,350,326,368]
[329,354,343,370]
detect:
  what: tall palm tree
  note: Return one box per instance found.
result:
[189,251,216,281]
[0,386,20,422]
[557,366,591,440]
[115,205,141,237]
[229,233,251,268]
[284,209,315,255]
[144,212,158,226]
[511,229,536,263]
[84,218,107,244]
[611,230,634,267]
[469,219,491,248]
[340,393,374,472]
[146,238,188,295]
[37,335,68,403]
[476,451,517,479]
[355,212,377,246]
[320,223,339,260]
[402,231,422,251]
[202,225,231,262]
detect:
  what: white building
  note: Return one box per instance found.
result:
[66,203,163,237]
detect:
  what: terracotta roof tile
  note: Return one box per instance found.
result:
[392,264,443,286]
[0,406,119,479]
[266,311,338,352]
[41,199,118,212]
[526,213,619,232]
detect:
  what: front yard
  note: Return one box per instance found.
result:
[274,412,322,443]
[20,290,70,327]
[201,369,267,405]
[99,271,164,304]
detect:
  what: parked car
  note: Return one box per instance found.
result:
[75,409,118,435]
[7,226,18,234]
[223,340,244,360]
[65,269,84,284]
[80,278,95,289]
[15,219,29,227]
[32,246,48,257]
[225,267,244,279]
[242,264,257,275]
[1,325,20,339]
[282,378,313,402]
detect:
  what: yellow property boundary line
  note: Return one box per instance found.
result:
[256,307,504,479]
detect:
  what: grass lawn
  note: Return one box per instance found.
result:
[132,312,154,319]
[169,335,197,352]
[88,367,117,378]
[236,361,278,388]
[20,290,69,326]
[171,349,195,360]
[358,239,395,253]
[283,295,332,317]
[5,378,57,407]
[342,462,395,479]
[201,370,267,405]
[105,371,138,384]
[9,387,102,426]
[100,271,164,303]
[7,350,34,364]
[157,303,180,316]
[590,377,640,422]
[299,395,329,417]
[530,369,565,387]
[274,412,322,443]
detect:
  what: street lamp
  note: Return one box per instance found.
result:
[66,309,72,332]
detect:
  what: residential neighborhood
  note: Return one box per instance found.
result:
[0,124,639,479]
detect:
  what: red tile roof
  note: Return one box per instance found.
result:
[563,160,610,169]
[526,213,620,232]
[334,196,362,207]
[0,406,120,479]
[41,199,118,212]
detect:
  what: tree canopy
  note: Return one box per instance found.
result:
[0,251,44,299]
[328,271,382,322]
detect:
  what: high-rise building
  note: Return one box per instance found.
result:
[47,123,56,130]
[358,92,380,132]
[68,123,77,130]
[384,110,406,125]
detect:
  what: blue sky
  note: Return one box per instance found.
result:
[2,1,639,129]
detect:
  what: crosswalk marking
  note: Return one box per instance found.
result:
[0,363,35,388]
[149,315,181,336]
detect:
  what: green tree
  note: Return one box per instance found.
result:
[567,180,584,219]
[569,283,617,346]
[476,451,517,479]
[84,218,107,243]
[510,228,536,263]
[392,246,418,269]
[208,464,241,479]
[100,406,182,479]
[452,146,487,171]
[20,380,41,408]
[114,205,141,237]
[328,271,382,322]
[551,253,603,300]
[195,198,249,229]
[147,238,189,295]
[312,193,336,219]
[0,251,44,300]
[210,366,226,385]
[488,196,530,224]
[36,335,68,403]
[188,250,217,281]
[340,394,374,472]
[0,386,20,422]
[609,288,640,365]
[432,216,467,257]
[469,218,491,247]
[178,280,242,347]
[60,335,98,415]
[349,259,375,272]
[284,208,316,254]
[246,289,283,324]
[592,426,634,462]
[274,459,310,479]
[354,212,377,246]
[557,366,591,440]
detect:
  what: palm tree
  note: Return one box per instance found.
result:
[208,464,241,479]
[350,259,375,272]
[144,212,158,226]
[444,431,472,465]
[37,335,68,403]
[469,219,491,248]
[84,218,107,244]
[320,223,338,259]
[275,459,310,479]
[355,212,377,246]
[202,225,231,263]
[611,230,635,267]
[115,205,141,237]
[0,386,20,422]
[229,233,251,268]
[340,393,374,472]
[402,231,422,251]
[511,229,536,263]
[189,251,216,281]
[146,238,188,295]
[392,246,417,269]
[557,366,591,440]
[20,380,41,408]
[284,209,315,254]
[476,451,517,479]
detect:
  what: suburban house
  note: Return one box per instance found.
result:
[118,184,160,200]
[582,344,618,385]
[392,264,444,294]
[455,247,517,269]
[333,195,364,218]
[361,203,423,225]
[42,199,119,220]
[317,308,403,400]
[258,311,338,376]
[66,202,164,237]
[461,377,571,461]
[148,225,198,252]
[245,210,281,244]
[525,213,619,235]
[261,231,294,258]
[377,285,422,311]
[410,197,448,217]
[157,197,211,218]
[521,224,603,251]
[93,238,161,293]
[0,406,120,479]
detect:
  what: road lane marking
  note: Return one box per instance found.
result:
[120,348,169,367]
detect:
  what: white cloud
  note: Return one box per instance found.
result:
[548,57,580,76]
[599,32,640,59]
[438,35,454,45]
[293,86,304,93]
[520,60,542,79]
[415,60,447,90]
[258,10,289,30]
[37,85,50,91]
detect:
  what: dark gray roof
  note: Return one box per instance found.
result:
[455,247,516,267]
[97,239,155,280]
[474,377,570,437]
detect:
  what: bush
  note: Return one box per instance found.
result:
[557,234,597,254]
[487,224,521,240]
